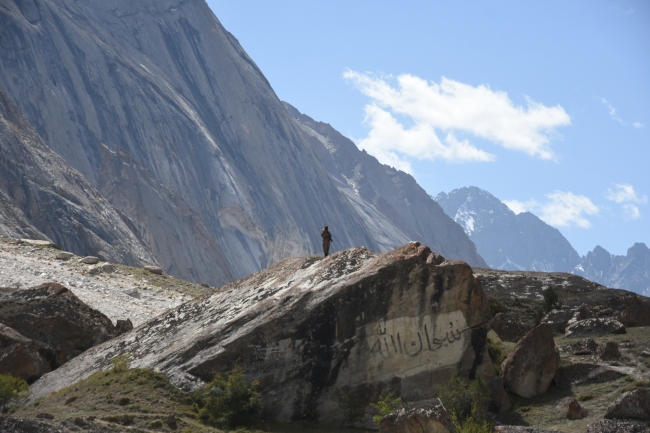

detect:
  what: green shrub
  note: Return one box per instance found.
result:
[193,364,260,427]
[542,286,561,313]
[111,353,132,372]
[370,392,407,425]
[488,297,507,315]
[0,374,28,406]
[534,308,545,325]
[438,372,471,419]
[487,336,506,372]
[439,372,492,432]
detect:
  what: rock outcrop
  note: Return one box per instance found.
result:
[30,244,495,424]
[562,338,598,355]
[586,419,650,433]
[605,389,650,420]
[0,283,119,367]
[378,399,455,433]
[501,324,560,398]
[565,318,626,338]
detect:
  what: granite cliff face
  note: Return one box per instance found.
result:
[0,90,155,265]
[30,243,495,425]
[284,103,487,268]
[0,0,378,286]
[435,187,580,272]
[576,243,650,296]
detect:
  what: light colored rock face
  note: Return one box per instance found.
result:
[284,103,487,268]
[565,318,626,338]
[501,324,560,398]
[30,244,495,424]
[378,399,454,433]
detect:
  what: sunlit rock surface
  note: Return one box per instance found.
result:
[30,243,495,424]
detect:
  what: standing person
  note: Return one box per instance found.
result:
[321,224,333,257]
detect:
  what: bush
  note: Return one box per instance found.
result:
[0,374,28,406]
[542,286,561,313]
[439,372,491,433]
[487,297,507,315]
[370,392,407,425]
[338,392,366,426]
[534,308,545,325]
[487,336,506,372]
[193,364,260,427]
[111,353,132,372]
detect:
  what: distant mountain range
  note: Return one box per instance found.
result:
[435,186,650,296]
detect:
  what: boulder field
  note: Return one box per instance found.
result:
[29,243,495,424]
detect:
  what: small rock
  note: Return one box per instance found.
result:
[115,319,133,335]
[36,413,55,419]
[596,341,621,361]
[80,256,99,264]
[491,313,529,342]
[144,265,163,275]
[165,414,177,427]
[74,417,87,427]
[501,323,560,398]
[641,350,650,358]
[379,399,454,433]
[605,389,650,420]
[125,288,141,299]
[87,265,101,275]
[586,419,650,433]
[101,263,114,273]
[565,318,626,338]
[56,252,73,260]
[200,283,209,288]
[563,338,598,355]
[565,398,587,420]
[20,239,55,247]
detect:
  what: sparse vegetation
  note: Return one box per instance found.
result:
[193,364,261,428]
[370,392,408,425]
[487,336,507,372]
[0,374,28,407]
[542,286,561,313]
[111,353,132,372]
[488,296,508,315]
[578,394,594,401]
[438,372,491,432]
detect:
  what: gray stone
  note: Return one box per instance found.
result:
[494,427,563,433]
[124,288,141,299]
[565,318,626,338]
[586,419,650,433]
[541,308,580,333]
[563,338,598,355]
[56,252,73,260]
[144,266,163,275]
[564,397,587,420]
[379,399,454,433]
[605,389,650,420]
[20,239,54,247]
[29,244,496,425]
[596,341,620,361]
[501,324,560,398]
[101,263,115,273]
[87,265,101,275]
[80,256,99,265]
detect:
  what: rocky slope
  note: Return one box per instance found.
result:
[0,90,155,266]
[575,243,650,297]
[29,243,495,425]
[435,186,580,272]
[284,103,487,268]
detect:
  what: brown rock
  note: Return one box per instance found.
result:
[491,313,529,342]
[488,376,511,413]
[0,282,119,367]
[0,343,51,383]
[101,263,115,273]
[501,323,560,398]
[144,265,163,275]
[564,318,626,338]
[565,397,587,420]
[586,419,650,433]
[55,252,73,260]
[379,399,454,433]
[36,413,54,419]
[605,389,650,420]
[577,294,650,327]
[563,338,598,355]
[115,319,133,336]
[596,341,620,361]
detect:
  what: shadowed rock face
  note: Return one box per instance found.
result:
[0,0,378,286]
[30,244,495,424]
[0,90,155,265]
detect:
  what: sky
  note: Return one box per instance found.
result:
[207,0,650,257]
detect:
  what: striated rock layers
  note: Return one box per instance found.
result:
[30,244,495,424]
[0,0,485,286]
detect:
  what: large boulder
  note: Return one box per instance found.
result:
[540,308,579,333]
[378,399,455,433]
[564,318,626,338]
[605,389,650,420]
[491,313,529,342]
[586,419,650,433]
[30,244,496,425]
[0,323,55,383]
[579,294,650,327]
[501,324,560,398]
[0,283,119,365]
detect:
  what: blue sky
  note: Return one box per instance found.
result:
[207,0,649,257]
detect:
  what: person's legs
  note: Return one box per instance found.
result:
[323,242,330,257]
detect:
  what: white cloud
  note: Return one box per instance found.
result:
[633,122,644,128]
[597,97,624,124]
[605,183,647,204]
[504,199,538,215]
[344,71,571,167]
[605,183,647,220]
[506,191,598,228]
[540,191,599,228]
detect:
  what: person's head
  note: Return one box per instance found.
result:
[324,224,328,230]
